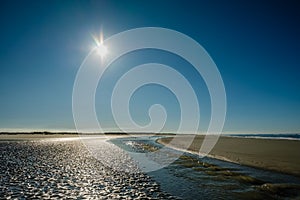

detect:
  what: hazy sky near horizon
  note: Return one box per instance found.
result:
[0,0,299,133]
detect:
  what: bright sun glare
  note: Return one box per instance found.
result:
[92,31,108,58]
[96,43,108,57]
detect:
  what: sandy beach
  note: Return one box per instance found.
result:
[1,134,300,199]
[157,135,300,177]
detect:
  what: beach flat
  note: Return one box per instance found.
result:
[157,135,300,177]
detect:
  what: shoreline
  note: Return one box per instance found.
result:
[2,133,300,177]
[157,135,300,177]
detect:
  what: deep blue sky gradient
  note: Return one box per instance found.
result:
[0,0,299,132]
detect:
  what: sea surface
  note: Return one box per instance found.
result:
[1,135,300,199]
[229,133,300,140]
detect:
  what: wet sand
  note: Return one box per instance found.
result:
[157,135,300,177]
[0,136,175,199]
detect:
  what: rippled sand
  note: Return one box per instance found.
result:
[0,138,175,199]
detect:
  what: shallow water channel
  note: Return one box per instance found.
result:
[111,136,300,199]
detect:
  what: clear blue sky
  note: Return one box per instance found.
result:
[0,0,299,133]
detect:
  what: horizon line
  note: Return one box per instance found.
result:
[0,128,299,135]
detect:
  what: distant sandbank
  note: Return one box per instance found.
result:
[0,133,129,141]
[0,132,173,141]
[157,135,300,177]
[0,134,80,140]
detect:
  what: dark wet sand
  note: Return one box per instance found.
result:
[157,135,300,177]
[0,136,175,199]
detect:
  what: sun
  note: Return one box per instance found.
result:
[96,43,108,57]
[92,31,108,58]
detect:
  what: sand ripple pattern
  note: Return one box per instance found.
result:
[0,140,176,199]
